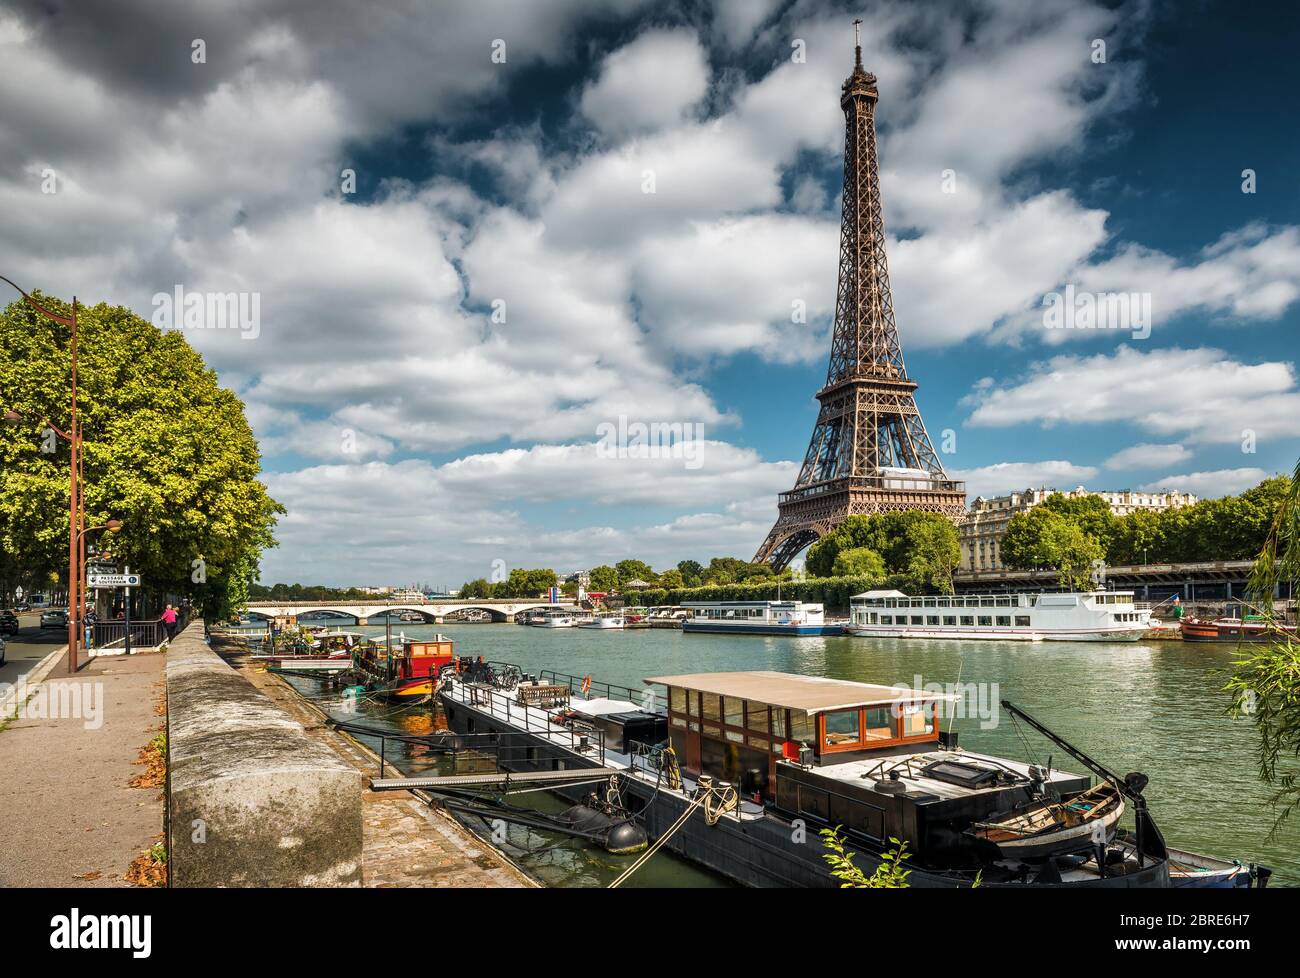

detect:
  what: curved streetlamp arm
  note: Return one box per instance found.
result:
[0,274,76,327]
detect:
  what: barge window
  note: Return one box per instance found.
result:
[745,703,769,735]
[960,615,974,626]
[790,712,815,745]
[902,703,934,737]
[702,693,721,721]
[910,615,923,625]
[926,615,940,625]
[864,707,893,741]
[978,616,992,626]
[996,615,1011,627]
[880,615,892,625]
[771,709,788,742]
[724,697,743,728]
[1015,616,1031,627]
[686,691,697,717]
[669,687,685,713]
[823,710,859,746]
[943,616,957,626]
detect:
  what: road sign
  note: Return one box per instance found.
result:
[87,572,142,588]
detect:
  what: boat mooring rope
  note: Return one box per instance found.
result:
[607,776,736,888]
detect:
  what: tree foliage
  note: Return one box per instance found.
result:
[806,512,959,592]
[0,294,282,617]
[1226,458,1300,837]
[820,828,912,888]
[1002,506,1103,589]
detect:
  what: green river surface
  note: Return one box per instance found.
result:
[282,620,1298,887]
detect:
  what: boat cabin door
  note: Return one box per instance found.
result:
[685,729,702,772]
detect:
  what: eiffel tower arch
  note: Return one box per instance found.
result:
[755,29,966,572]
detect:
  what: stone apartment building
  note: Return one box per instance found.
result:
[959,486,1197,572]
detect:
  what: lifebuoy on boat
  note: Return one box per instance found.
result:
[581,675,592,695]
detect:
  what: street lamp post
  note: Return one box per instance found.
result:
[1,275,81,673]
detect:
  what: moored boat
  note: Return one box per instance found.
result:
[1179,616,1296,643]
[578,612,625,629]
[352,634,455,703]
[848,589,1150,642]
[437,665,1262,887]
[681,600,836,636]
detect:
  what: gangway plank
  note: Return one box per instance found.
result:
[370,767,623,791]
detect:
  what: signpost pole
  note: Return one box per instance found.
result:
[124,564,132,656]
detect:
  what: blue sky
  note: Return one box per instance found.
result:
[3,0,1298,587]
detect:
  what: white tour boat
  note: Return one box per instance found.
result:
[847,590,1150,642]
[532,609,579,628]
[578,612,626,630]
[681,600,835,636]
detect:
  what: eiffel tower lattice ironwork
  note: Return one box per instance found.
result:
[754,29,966,571]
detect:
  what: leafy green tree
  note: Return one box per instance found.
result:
[657,568,684,589]
[588,564,620,592]
[615,559,655,584]
[0,294,282,618]
[821,828,912,888]
[1003,508,1102,588]
[805,513,958,592]
[831,546,886,580]
[494,568,557,598]
[676,559,703,586]
[1225,459,1300,838]
[1107,508,1163,565]
[459,578,492,598]
[1039,493,1117,554]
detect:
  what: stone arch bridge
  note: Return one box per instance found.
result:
[245,598,575,625]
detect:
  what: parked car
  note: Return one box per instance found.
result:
[0,610,18,635]
[0,635,6,666]
[40,609,68,629]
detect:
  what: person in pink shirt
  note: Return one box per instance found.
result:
[161,604,178,640]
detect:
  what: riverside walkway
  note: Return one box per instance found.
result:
[0,647,166,887]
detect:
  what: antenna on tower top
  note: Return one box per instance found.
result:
[853,18,863,65]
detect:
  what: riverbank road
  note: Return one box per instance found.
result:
[0,649,166,887]
[0,613,67,688]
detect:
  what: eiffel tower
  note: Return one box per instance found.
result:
[754,25,966,571]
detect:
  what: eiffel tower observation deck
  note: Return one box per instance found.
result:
[754,25,966,571]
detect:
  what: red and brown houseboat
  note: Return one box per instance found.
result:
[353,634,456,702]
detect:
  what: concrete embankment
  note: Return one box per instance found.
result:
[167,623,362,886]
[200,629,533,887]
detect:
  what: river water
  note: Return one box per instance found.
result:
[286,620,1298,886]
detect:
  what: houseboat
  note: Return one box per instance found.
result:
[352,634,455,702]
[437,666,1261,887]
[681,600,835,636]
[848,590,1151,642]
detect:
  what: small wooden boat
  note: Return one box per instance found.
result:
[1111,830,1270,887]
[966,781,1124,860]
[1180,616,1296,643]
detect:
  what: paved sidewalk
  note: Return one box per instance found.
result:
[0,652,166,887]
